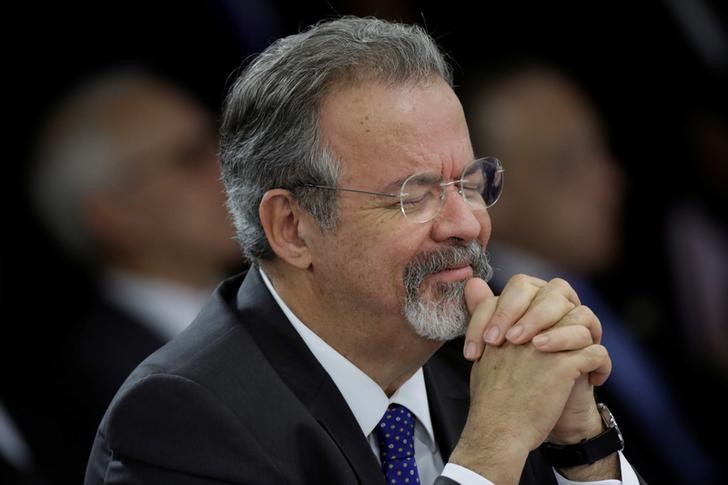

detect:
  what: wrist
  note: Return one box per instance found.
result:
[548,406,604,444]
[540,403,624,472]
[450,429,529,484]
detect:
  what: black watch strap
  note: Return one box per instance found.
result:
[540,403,624,468]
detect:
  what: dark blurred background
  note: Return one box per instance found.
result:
[4,1,726,484]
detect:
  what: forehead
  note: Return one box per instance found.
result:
[319,78,473,187]
[105,88,211,158]
[497,77,602,156]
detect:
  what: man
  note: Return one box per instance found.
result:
[86,18,643,484]
[28,69,241,482]
[462,64,718,484]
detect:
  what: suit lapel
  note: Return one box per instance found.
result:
[424,338,470,461]
[235,269,385,485]
[308,383,386,485]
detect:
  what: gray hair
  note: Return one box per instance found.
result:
[30,69,168,262]
[220,16,453,262]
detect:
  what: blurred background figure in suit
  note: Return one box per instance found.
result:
[462,64,721,484]
[22,68,241,484]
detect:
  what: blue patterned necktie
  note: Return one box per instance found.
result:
[374,404,421,485]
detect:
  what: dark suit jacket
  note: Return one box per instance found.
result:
[84,269,595,484]
[2,287,167,485]
[33,295,165,485]
[64,297,167,478]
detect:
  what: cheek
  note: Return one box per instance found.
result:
[326,220,426,300]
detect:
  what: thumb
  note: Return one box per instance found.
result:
[465,277,494,315]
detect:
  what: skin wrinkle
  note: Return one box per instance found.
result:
[345,81,469,189]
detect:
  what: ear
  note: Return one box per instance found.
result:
[259,189,313,269]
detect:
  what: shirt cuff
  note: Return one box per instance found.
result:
[554,451,641,485]
[441,463,494,485]
[443,451,639,485]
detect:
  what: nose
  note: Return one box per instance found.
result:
[430,185,487,243]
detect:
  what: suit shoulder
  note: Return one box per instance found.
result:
[90,372,287,482]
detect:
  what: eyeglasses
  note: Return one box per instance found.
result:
[301,157,504,223]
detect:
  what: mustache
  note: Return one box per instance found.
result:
[403,241,492,297]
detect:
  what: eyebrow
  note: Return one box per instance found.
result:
[382,176,409,193]
[381,170,441,193]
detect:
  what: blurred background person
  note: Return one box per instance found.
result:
[20,68,241,484]
[462,64,721,484]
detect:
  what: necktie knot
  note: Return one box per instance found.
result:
[374,404,420,484]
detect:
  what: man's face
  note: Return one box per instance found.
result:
[307,78,492,341]
[103,88,239,268]
[487,75,624,273]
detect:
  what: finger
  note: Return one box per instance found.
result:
[506,278,581,344]
[532,325,593,352]
[570,344,612,387]
[551,305,603,345]
[463,295,498,360]
[506,293,576,344]
[485,274,546,345]
[463,278,496,361]
[590,369,611,387]
[464,278,494,315]
[541,278,581,307]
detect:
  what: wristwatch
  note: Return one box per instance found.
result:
[539,403,624,468]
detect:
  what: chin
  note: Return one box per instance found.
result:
[404,286,468,342]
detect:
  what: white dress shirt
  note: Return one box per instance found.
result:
[259,268,639,485]
[103,268,211,340]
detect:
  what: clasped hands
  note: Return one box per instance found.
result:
[451,275,614,483]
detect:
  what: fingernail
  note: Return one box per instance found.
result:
[484,326,500,344]
[464,342,477,360]
[532,334,549,347]
[506,325,523,341]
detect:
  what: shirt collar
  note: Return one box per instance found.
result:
[102,268,212,340]
[258,267,436,449]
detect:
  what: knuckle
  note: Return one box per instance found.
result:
[576,305,603,337]
[492,308,511,323]
[592,315,603,334]
[576,325,592,340]
[511,273,531,286]
[594,344,609,359]
[558,293,576,310]
[569,304,593,322]
[574,304,591,316]
[548,277,572,293]
[548,277,580,304]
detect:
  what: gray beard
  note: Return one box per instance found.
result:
[402,241,493,341]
